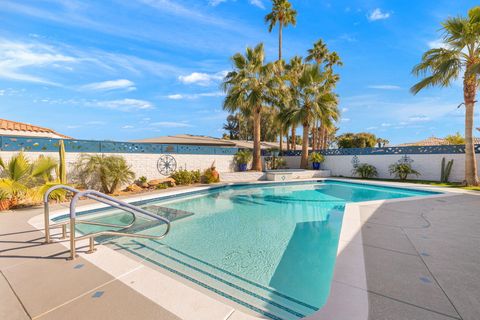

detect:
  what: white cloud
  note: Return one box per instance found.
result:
[86,120,107,125]
[250,0,265,9]
[341,107,349,113]
[408,115,430,122]
[166,91,224,100]
[381,123,392,127]
[367,85,401,90]
[0,39,77,84]
[209,0,263,9]
[178,70,228,86]
[341,118,350,122]
[167,94,184,100]
[122,125,134,129]
[368,8,390,21]
[366,126,378,130]
[93,99,154,111]
[150,121,192,128]
[81,79,136,91]
[427,39,450,49]
[209,0,227,6]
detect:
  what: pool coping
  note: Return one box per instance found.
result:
[28,178,461,320]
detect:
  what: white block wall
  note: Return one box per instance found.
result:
[285,154,473,182]
[0,151,236,181]
[0,150,474,183]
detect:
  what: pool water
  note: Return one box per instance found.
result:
[71,180,437,319]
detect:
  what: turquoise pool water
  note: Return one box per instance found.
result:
[70,180,437,319]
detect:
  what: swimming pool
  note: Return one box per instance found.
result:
[59,180,438,319]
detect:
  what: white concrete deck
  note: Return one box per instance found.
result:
[1,179,480,320]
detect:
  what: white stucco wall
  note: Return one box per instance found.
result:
[285,153,473,182]
[0,151,236,181]
[0,149,474,183]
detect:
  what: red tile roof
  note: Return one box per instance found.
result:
[0,118,71,139]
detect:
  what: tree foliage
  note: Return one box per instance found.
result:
[411,6,480,185]
[336,132,377,148]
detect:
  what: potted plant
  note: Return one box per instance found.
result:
[0,192,10,211]
[203,162,220,183]
[234,150,252,172]
[309,152,325,170]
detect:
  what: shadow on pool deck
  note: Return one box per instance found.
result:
[0,205,181,320]
[307,193,480,320]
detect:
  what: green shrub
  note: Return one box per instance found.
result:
[170,169,192,185]
[156,183,168,190]
[352,163,378,179]
[309,152,325,163]
[72,154,135,194]
[191,170,201,183]
[0,152,62,204]
[234,149,252,165]
[170,169,201,185]
[138,176,147,184]
[388,163,420,181]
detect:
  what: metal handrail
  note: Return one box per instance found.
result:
[43,185,136,243]
[68,190,171,260]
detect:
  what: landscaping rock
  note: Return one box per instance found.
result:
[148,178,176,187]
[125,184,143,192]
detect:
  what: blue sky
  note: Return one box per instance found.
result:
[0,0,477,144]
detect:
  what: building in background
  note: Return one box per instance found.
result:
[0,118,71,139]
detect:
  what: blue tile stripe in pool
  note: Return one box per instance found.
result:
[131,240,307,318]
[147,239,319,312]
[115,243,284,320]
[52,179,439,223]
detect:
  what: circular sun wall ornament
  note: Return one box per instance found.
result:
[157,154,177,176]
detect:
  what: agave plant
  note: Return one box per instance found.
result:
[0,152,60,205]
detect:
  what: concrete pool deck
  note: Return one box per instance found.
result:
[1,179,480,320]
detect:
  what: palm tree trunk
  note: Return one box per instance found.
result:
[279,129,283,152]
[291,126,296,150]
[311,126,316,152]
[252,108,262,171]
[324,126,328,149]
[278,23,283,61]
[463,75,479,186]
[286,131,290,150]
[300,123,310,169]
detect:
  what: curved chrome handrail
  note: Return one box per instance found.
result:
[68,190,171,260]
[43,185,136,243]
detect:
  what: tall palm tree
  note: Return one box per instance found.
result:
[306,39,342,152]
[265,0,297,61]
[285,56,304,150]
[223,43,281,171]
[411,6,480,186]
[285,64,338,168]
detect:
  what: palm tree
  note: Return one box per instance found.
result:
[223,43,282,171]
[0,152,59,205]
[74,154,135,194]
[265,0,297,61]
[285,64,338,168]
[306,40,342,152]
[411,7,480,186]
[285,56,304,150]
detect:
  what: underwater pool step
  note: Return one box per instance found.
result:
[118,240,317,320]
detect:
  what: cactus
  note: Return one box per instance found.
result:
[440,157,454,183]
[58,140,67,184]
